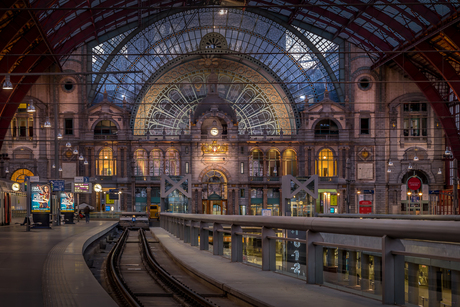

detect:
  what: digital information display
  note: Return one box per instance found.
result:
[31,183,51,213]
[73,183,92,193]
[60,192,75,212]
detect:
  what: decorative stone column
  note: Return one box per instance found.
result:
[263,188,268,209]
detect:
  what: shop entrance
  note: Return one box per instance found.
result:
[201,170,228,215]
[202,193,227,215]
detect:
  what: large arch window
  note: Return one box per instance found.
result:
[284,150,298,176]
[97,147,116,176]
[134,149,147,176]
[165,149,180,176]
[267,149,281,177]
[315,119,338,135]
[250,149,263,177]
[317,148,336,177]
[94,120,117,136]
[149,149,163,176]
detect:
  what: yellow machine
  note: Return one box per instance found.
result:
[148,204,160,220]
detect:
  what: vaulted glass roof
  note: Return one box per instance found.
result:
[90,8,341,110]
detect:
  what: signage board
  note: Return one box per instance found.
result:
[261,209,271,216]
[29,176,40,182]
[359,200,372,206]
[106,194,115,204]
[330,194,337,206]
[109,189,119,193]
[105,205,111,212]
[74,177,90,183]
[49,180,65,192]
[359,206,372,214]
[60,192,74,212]
[73,183,92,193]
[363,190,374,194]
[31,183,51,213]
[429,190,440,194]
[109,193,119,200]
[408,177,421,191]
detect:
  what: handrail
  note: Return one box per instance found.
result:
[318,213,460,221]
[160,213,460,243]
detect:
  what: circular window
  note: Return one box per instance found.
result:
[62,79,76,93]
[358,77,372,91]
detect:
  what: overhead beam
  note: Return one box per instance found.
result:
[416,41,460,99]
[393,54,460,161]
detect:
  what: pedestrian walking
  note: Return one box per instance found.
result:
[84,206,90,223]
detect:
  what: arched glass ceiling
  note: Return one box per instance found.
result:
[90,8,340,108]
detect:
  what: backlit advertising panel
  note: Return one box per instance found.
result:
[73,183,92,193]
[31,183,51,213]
[60,192,75,212]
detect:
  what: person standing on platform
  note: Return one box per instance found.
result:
[84,206,90,223]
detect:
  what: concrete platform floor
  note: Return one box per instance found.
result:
[0,218,116,307]
[151,227,391,307]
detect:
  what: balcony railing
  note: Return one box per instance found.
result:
[250,176,264,182]
[161,213,460,306]
[319,176,338,183]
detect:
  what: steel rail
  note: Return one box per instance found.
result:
[106,228,143,307]
[139,229,217,307]
[161,213,460,243]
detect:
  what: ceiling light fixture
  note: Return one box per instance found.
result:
[3,75,12,90]
[27,99,36,113]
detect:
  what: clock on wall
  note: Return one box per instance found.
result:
[210,127,219,136]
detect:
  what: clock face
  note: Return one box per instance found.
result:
[210,128,219,136]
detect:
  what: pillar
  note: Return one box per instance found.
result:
[407,262,419,305]
[146,187,151,208]
[197,189,203,214]
[227,189,233,215]
[428,266,443,307]
[263,188,268,210]
[348,251,358,287]
[234,190,239,215]
[361,253,370,291]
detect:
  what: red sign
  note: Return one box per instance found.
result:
[359,206,372,214]
[408,177,421,190]
[359,200,372,206]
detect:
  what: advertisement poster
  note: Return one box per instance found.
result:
[31,183,51,213]
[60,192,74,212]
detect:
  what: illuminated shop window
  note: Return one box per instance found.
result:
[317,148,336,177]
[97,147,116,176]
[134,149,148,176]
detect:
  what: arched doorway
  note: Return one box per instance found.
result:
[401,170,429,214]
[202,170,227,215]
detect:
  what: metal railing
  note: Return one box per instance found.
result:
[160,213,460,306]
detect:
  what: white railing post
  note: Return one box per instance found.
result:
[231,224,243,262]
[382,235,405,305]
[200,222,209,251]
[190,221,199,246]
[184,219,190,243]
[306,230,323,284]
[262,227,276,271]
[213,223,223,256]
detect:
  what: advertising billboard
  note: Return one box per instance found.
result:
[60,192,75,212]
[31,183,51,213]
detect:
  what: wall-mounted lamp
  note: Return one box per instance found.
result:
[27,99,36,113]
[388,159,393,166]
[438,168,442,175]
[57,133,63,139]
[408,162,413,170]
[65,142,71,148]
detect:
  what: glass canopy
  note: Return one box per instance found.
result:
[91,8,340,105]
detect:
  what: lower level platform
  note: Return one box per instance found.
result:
[0,218,117,307]
[151,227,390,307]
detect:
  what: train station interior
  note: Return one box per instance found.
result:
[1,2,460,307]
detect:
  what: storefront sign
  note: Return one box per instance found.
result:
[60,192,74,212]
[31,183,51,213]
[408,177,421,190]
[359,200,372,206]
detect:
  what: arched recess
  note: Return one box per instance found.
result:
[201,170,228,200]
[198,166,232,183]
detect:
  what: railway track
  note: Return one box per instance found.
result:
[106,228,241,307]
